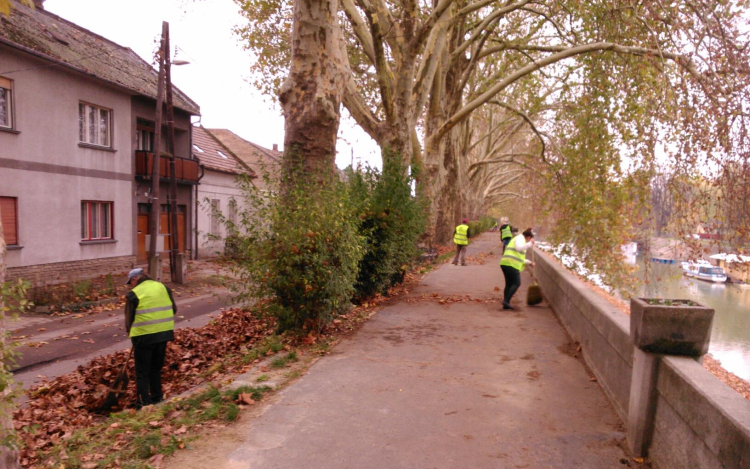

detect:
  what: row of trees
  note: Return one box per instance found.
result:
[235,0,750,285]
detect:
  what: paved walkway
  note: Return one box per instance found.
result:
[167,234,629,468]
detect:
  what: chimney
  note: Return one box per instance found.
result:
[34,0,45,9]
[272,144,278,152]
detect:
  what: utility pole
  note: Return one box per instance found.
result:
[164,24,179,281]
[147,22,167,279]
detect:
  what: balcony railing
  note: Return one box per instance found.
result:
[135,151,201,184]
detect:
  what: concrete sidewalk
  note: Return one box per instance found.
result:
[167,234,629,469]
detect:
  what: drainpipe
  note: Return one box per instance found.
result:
[194,161,204,260]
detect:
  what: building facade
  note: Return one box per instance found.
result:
[192,126,255,258]
[0,0,200,284]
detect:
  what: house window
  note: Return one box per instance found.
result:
[210,199,221,236]
[81,201,113,240]
[0,76,13,129]
[136,118,154,151]
[0,197,18,245]
[78,103,112,147]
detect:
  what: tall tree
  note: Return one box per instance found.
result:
[238,0,750,263]
[279,0,350,179]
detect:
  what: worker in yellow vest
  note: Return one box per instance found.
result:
[499,217,513,253]
[499,228,535,310]
[124,268,176,408]
[452,218,471,266]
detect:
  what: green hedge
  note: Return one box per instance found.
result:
[467,216,496,238]
[347,159,426,302]
[215,155,425,332]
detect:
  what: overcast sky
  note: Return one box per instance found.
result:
[44,0,380,169]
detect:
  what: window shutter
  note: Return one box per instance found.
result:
[0,197,18,245]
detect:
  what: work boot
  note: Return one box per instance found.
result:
[502,302,515,310]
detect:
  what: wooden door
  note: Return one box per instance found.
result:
[137,214,149,262]
[160,212,186,253]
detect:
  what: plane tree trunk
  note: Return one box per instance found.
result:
[279,0,349,180]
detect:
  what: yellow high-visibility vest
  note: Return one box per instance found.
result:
[130,280,175,338]
[454,224,469,245]
[500,235,526,271]
[501,225,512,240]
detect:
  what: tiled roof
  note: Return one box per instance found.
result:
[193,126,254,176]
[208,129,282,184]
[0,2,200,114]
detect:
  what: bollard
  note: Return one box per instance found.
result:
[627,297,715,457]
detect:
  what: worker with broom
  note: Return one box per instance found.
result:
[499,228,535,310]
[124,268,177,409]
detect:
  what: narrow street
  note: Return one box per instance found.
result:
[11,290,234,392]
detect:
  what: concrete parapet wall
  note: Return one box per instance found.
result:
[534,248,750,469]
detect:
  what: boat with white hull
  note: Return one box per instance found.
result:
[681,260,728,283]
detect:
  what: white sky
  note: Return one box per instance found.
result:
[44,0,380,169]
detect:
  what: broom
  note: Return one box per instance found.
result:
[97,348,133,412]
[527,250,543,306]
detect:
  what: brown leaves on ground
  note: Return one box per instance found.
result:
[13,258,431,467]
[704,355,750,401]
[435,244,454,257]
[405,293,499,305]
[14,308,275,467]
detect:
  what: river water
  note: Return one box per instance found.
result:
[634,258,750,380]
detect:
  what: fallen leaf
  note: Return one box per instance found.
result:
[237,393,256,406]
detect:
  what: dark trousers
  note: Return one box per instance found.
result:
[501,264,521,304]
[133,341,167,407]
[452,244,467,265]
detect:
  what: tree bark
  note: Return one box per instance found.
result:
[424,18,468,244]
[0,219,20,469]
[279,0,349,180]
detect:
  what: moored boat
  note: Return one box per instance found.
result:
[681,260,728,283]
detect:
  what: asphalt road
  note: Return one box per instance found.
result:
[11,290,234,391]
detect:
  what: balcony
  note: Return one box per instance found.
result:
[135,151,201,184]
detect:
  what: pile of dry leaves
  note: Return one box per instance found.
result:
[13,308,275,466]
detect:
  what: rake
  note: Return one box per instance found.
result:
[97,348,133,412]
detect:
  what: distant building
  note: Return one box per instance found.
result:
[192,126,255,258]
[207,129,282,192]
[0,0,200,284]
